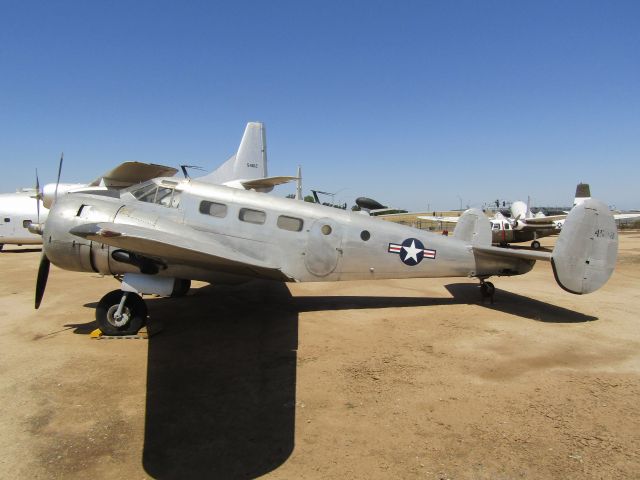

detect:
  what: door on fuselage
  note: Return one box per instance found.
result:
[304,217,344,277]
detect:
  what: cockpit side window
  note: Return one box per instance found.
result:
[130,182,180,208]
[133,184,158,203]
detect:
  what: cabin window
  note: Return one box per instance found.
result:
[4,217,10,222]
[505,223,511,230]
[360,230,371,241]
[277,215,303,232]
[492,223,500,230]
[321,224,332,235]
[23,220,32,228]
[199,201,227,218]
[239,208,266,225]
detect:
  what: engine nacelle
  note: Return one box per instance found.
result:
[42,183,87,209]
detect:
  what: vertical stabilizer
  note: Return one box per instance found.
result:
[551,199,617,294]
[573,183,591,206]
[198,122,267,184]
[453,208,491,246]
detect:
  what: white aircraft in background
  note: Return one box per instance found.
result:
[420,183,640,249]
[0,162,178,250]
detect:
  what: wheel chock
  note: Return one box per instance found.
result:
[90,326,151,340]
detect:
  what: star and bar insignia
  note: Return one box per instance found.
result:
[388,238,436,266]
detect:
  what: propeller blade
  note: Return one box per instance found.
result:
[54,152,63,202]
[35,254,50,309]
[35,168,41,224]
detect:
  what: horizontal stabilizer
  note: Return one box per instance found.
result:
[240,176,298,190]
[551,199,617,294]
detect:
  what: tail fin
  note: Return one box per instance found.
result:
[453,208,491,246]
[551,199,617,294]
[198,122,267,184]
[573,183,591,207]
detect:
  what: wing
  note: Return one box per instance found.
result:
[70,222,291,281]
[89,162,178,188]
[520,214,567,225]
[417,216,461,223]
[614,213,640,221]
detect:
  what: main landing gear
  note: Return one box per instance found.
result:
[530,240,541,249]
[94,274,191,336]
[96,290,147,336]
[479,279,495,304]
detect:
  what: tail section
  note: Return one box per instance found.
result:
[198,122,267,185]
[551,199,617,294]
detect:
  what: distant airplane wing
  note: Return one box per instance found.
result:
[520,214,566,225]
[614,213,640,221]
[417,216,461,223]
[89,162,178,188]
[69,222,291,281]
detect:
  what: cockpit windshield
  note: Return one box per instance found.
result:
[123,180,181,208]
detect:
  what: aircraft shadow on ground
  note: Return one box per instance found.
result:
[64,280,595,479]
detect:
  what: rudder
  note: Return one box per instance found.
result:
[551,199,617,294]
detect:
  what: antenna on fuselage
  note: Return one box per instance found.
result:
[180,165,206,179]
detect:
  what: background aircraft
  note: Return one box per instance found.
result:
[33,129,618,336]
[420,183,640,249]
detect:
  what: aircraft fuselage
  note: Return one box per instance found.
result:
[43,178,536,284]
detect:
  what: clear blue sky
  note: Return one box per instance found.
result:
[1,1,638,210]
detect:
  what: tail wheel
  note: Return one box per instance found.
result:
[96,290,147,336]
[480,281,495,304]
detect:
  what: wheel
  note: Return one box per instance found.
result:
[480,281,495,304]
[96,290,147,336]
[171,278,191,297]
[0,244,3,251]
[531,240,541,249]
[484,281,495,296]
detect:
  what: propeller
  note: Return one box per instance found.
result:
[53,152,63,203]
[35,168,41,224]
[35,253,50,309]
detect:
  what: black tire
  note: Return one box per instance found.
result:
[171,278,191,297]
[96,290,147,336]
[485,281,495,296]
[531,240,541,249]
[0,244,4,251]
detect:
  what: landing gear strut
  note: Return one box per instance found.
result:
[479,280,495,304]
[96,290,147,336]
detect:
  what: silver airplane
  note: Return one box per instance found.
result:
[35,156,618,336]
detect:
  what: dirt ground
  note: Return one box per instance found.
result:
[0,232,639,479]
